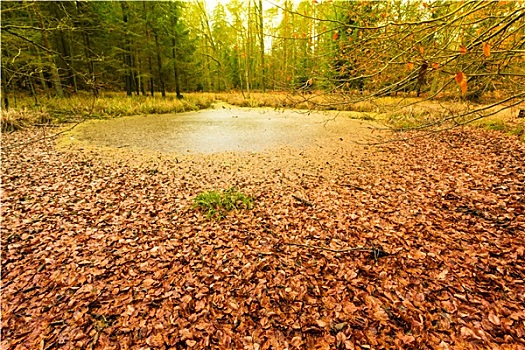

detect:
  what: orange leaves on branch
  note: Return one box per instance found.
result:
[431,62,440,70]
[332,31,339,41]
[455,71,468,94]
[482,42,491,57]
[455,72,464,84]
[406,62,414,71]
[460,46,467,55]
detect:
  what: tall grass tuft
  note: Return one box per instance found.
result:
[2,92,218,128]
[192,187,254,219]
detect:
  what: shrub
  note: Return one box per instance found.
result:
[192,187,253,219]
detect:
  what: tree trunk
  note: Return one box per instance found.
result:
[51,2,75,93]
[1,62,9,111]
[121,2,133,96]
[143,2,155,97]
[153,29,166,98]
[171,37,182,98]
[258,0,265,92]
[35,4,64,98]
[132,54,140,95]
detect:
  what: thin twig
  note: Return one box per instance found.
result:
[4,93,97,151]
[292,195,314,207]
[4,119,84,151]
[285,242,371,253]
[339,183,366,191]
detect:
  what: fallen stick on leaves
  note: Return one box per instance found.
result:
[284,242,390,261]
[292,194,314,207]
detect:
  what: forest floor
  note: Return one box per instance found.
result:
[2,123,525,349]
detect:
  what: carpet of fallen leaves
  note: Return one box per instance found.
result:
[2,126,525,350]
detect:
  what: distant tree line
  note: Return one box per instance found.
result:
[1,1,196,106]
[1,1,524,109]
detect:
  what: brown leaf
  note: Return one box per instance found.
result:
[142,278,155,287]
[179,328,193,340]
[186,339,197,347]
[146,334,164,347]
[488,311,500,325]
[316,319,328,328]
[437,269,448,280]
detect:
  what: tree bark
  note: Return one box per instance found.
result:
[153,29,166,98]
[171,38,182,98]
[120,2,133,96]
[1,62,9,111]
[258,0,265,92]
[35,3,64,98]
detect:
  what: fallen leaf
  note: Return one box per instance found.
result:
[488,311,500,325]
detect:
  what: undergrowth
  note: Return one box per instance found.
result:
[3,92,523,142]
[1,92,216,131]
[474,118,525,142]
[193,187,253,219]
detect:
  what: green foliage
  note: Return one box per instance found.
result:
[476,119,525,142]
[508,124,524,142]
[483,120,506,132]
[193,187,253,219]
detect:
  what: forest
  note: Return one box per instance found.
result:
[2,1,524,102]
[2,1,525,349]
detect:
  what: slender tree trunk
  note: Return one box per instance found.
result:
[171,38,182,98]
[246,0,252,93]
[258,0,265,92]
[68,38,78,92]
[149,57,154,96]
[283,0,289,89]
[132,53,140,95]
[28,76,38,105]
[26,8,50,96]
[136,56,146,95]
[121,2,133,96]
[153,29,166,98]
[35,4,64,98]
[82,32,98,96]
[1,62,9,111]
[51,3,75,93]
[143,2,155,96]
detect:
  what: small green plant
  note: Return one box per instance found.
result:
[483,120,506,131]
[508,123,524,142]
[193,187,253,219]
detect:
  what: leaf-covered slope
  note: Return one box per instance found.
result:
[2,128,524,349]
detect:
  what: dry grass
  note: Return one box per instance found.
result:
[2,91,523,141]
[1,109,53,132]
[1,92,217,131]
